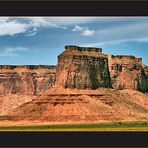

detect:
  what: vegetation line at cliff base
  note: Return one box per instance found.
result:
[0,121,148,131]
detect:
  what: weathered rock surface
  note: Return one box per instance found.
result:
[0,65,56,95]
[0,46,147,95]
[144,66,148,91]
[0,66,56,117]
[108,55,148,92]
[0,45,148,123]
[0,94,35,115]
[4,88,148,122]
[55,46,111,89]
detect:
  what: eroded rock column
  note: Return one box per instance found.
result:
[55,46,111,89]
[108,55,148,92]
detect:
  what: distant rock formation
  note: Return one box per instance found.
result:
[108,55,148,92]
[0,65,56,95]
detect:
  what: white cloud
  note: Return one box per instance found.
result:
[28,17,58,28]
[72,25,94,36]
[32,17,97,26]
[27,17,97,29]
[97,21,148,35]
[0,16,148,37]
[0,17,100,36]
[0,17,95,36]
[31,17,147,26]
[0,17,61,36]
[81,29,94,36]
[80,20,148,47]
[0,17,9,23]
[5,47,28,53]
[72,25,84,32]
[0,47,28,57]
[0,20,29,36]
[81,37,148,48]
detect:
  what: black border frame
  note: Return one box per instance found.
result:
[0,1,148,16]
[0,131,148,147]
[0,1,148,147]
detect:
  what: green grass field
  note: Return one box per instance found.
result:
[0,121,148,131]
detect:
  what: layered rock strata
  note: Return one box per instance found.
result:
[55,46,111,89]
[0,45,148,122]
[3,88,148,122]
[0,46,147,94]
[0,65,56,95]
[108,55,148,92]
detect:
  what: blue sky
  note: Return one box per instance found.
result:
[0,17,148,65]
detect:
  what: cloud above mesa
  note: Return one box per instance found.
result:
[0,47,29,57]
[1,16,146,37]
[0,17,97,36]
[1,17,148,44]
[72,25,94,36]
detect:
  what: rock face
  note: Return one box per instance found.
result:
[0,46,147,95]
[0,65,56,95]
[144,66,148,91]
[0,45,148,123]
[108,55,148,92]
[55,46,111,89]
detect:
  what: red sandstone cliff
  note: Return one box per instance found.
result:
[108,55,148,92]
[0,45,147,123]
[0,46,147,94]
[55,46,111,89]
[0,65,56,115]
[0,65,56,95]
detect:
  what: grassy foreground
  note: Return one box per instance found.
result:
[0,121,148,131]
